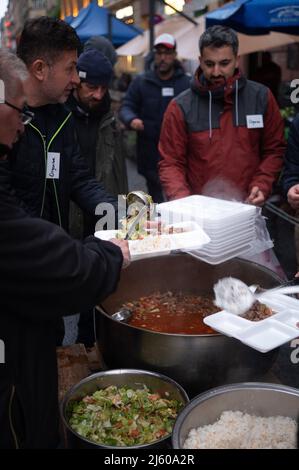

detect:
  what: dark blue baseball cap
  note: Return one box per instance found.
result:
[77,49,113,86]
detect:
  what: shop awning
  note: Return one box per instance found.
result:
[116,13,299,60]
[206,0,299,36]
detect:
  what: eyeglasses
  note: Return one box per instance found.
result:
[4,101,35,125]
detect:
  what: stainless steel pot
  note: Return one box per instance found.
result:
[172,382,299,449]
[96,255,282,397]
[61,369,189,449]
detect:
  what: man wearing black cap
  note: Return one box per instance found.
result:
[68,49,127,218]
[67,49,128,346]
[119,33,190,203]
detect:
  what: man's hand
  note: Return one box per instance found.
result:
[130,118,144,131]
[287,184,299,210]
[110,238,131,269]
[246,186,265,206]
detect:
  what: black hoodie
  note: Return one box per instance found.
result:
[0,161,123,448]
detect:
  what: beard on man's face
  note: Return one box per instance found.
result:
[157,62,173,75]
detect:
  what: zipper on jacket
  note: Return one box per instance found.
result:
[9,385,19,449]
[29,112,72,227]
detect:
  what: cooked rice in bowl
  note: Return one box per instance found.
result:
[183,410,297,449]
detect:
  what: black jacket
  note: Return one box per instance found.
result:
[281,114,299,196]
[67,93,128,238]
[0,161,123,448]
[9,103,117,231]
[119,64,190,177]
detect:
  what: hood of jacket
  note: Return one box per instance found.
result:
[191,67,246,98]
[83,36,117,66]
[189,67,247,138]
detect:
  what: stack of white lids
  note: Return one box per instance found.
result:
[157,195,258,264]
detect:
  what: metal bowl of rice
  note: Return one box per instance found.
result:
[172,382,299,449]
[61,368,189,449]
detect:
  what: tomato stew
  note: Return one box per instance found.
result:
[123,291,219,335]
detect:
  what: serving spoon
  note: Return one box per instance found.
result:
[111,308,132,322]
[213,276,299,315]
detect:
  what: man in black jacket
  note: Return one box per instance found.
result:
[281,114,299,209]
[68,48,128,239]
[0,49,130,449]
[119,33,190,203]
[281,114,299,273]
[67,49,128,346]
[9,17,121,345]
[10,17,117,232]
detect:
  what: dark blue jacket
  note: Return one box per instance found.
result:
[281,114,299,196]
[119,64,190,177]
[9,104,117,231]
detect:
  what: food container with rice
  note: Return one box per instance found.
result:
[61,369,189,449]
[172,382,299,449]
[95,221,210,261]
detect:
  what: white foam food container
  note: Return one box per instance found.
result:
[203,292,299,353]
[94,221,210,261]
[199,231,255,251]
[186,243,253,265]
[157,195,257,226]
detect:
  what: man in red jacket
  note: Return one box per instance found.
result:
[159,26,285,205]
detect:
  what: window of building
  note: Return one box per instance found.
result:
[32,0,47,8]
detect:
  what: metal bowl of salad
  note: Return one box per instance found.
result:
[61,369,189,449]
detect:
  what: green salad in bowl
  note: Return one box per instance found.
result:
[69,385,182,447]
[61,369,189,449]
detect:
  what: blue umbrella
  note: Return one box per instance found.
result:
[64,15,74,24]
[206,0,299,35]
[70,2,142,46]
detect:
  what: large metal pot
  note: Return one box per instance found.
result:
[172,382,299,449]
[96,254,282,397]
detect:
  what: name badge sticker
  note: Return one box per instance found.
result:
[246,114,264,129]
[162,87,174,97]
[46,152,60,179]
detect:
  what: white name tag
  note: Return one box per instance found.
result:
[162,87,174,97]
[246,114,264,129]
[46,152,60,179]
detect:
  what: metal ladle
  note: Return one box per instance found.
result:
[126,190,153,208]
[124,191,156,239]
[213,276,299,315]
[111,308,132,322]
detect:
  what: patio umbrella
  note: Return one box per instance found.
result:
[206,0,299,35]
[70,2,142,46]
[64,15,74,24]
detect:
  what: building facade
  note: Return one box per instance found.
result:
[1,0,58,49]
[0,0,229,49]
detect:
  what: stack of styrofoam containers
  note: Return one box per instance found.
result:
[157,195,258,264]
